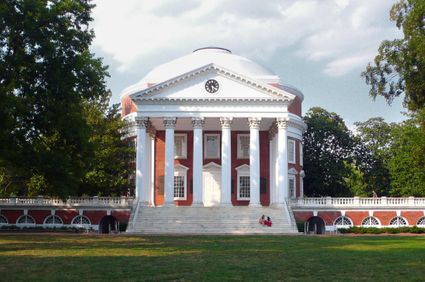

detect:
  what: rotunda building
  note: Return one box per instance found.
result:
[122,47,306,234]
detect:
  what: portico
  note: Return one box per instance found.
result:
[122,47,306,234]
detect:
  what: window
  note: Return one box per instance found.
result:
[204,134,220,159]
[16,215,35,225]
[288,175,296,198]
[334,216,353,228]
[44,215,63,226]
[389,216,408,227]
[239,176,250,199]
[361,216,380,227]
[237,134,250,159]
[300,142,303,166]
[417,217,425,226]
[174,164,188,200]
[236,164,250,200]
[72,215,91,226]
[174,134,187,159]
[0,215,8,225]
[288,139,296,164]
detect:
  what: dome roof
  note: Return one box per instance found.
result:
[123,47,280,96]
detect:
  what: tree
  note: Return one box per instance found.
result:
[79,99,135,196]
[303,107,356,197]
[362,0,425,112]
[354,118,394,196]
[387,114,425,196]
[0,0,108,197]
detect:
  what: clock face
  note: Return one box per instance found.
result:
[205,79,219,93]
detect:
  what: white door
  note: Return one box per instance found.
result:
[203,167,221,207]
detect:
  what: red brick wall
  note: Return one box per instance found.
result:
[293,211,314,222]
[121,95,137,117]
[84,210,107,225]
[1,210,23,224]
[345,211,369,226]
[373,211,397,226]
[56,210,79,224]
[401,211,424,225]
[318,211,342,225]
[288,96,302,116]
[28,210,51,224]
[111,211,131,222]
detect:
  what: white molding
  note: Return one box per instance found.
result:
[237,134,250,159]
[203,162,221,170]
[174,133,187,159]
[128,64,296,102]
[236,164,250,201]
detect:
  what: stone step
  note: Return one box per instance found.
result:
[128,206,298,234]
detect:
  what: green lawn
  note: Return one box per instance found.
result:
[0,234,424,281]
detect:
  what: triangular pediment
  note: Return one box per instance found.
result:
[129,64,296,103]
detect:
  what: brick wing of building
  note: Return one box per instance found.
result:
[121,47,306,234]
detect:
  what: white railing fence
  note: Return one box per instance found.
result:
[290,196,424,208]
[0,196,133,207]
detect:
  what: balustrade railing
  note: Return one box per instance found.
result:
[0,196,133,207]
[291,196,425,208]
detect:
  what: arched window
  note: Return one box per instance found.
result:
[44,215,63,225]
[0,215,8,225]
[16,215,36,225]
[416,217,425,226]
[389,216,408,227]
[361,216,380,227]
[71,215,91,226]
[334,216,353,228]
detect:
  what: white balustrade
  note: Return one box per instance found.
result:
[0,197,133,208]
[290,197,425,209]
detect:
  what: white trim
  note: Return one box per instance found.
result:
[0,215,8,225]
[333,216,353,228]
[71,215,91,226]
[174,133,187,159]
[237,134,250,159]
[300,142,303,166]
[43,215,64,226]
[204,133,220,159]
[236,164,250,200]
[174,164,189,200]
[389,216,409,227]
[16,214,36,226]
[361,216,381,227]
[288,139,296,164]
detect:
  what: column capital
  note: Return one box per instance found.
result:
[135,117,150,129]
[219,117,233,129]
[248,117,261,129]
[191,117,205,129]
[147,125,156,138]
[269,123,278,140]
[163,117,177,129]
[276,118,289,129]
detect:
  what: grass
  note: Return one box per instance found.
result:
[0,234,425,281]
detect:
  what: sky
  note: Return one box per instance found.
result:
[90,0,407,127]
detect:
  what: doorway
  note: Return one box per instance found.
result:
[203,162,221,207]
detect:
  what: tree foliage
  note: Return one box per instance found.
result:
[0,0,134,197]
[303,107,357,197]
[362,0,425,111]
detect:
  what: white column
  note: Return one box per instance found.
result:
[277,118,288,204]
[164,117,176,206]
[147,127,156,206]
[192,117,205,206]
[220,117,233,206]
[269,125,277,206]
[135,117,149,204]
[248,117,261,207]
[269,136,274,205]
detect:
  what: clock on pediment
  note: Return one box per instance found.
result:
[205,79,219,93]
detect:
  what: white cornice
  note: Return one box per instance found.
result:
[126,64,296,103]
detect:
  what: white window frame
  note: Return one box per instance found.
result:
[174,164,189,200]
[174,133,187,159]
[16,215,36,226]
[361,216,381,227]
[204,133,220,159]
[0,215,8,225]
[71,215,91,226]
[288,139,296,164]
[288,174,296,199]
[43,215,64,226]
[237,134,250,159]
[236,164,250,200]
[333,216,353,229]
[389,216,408,227]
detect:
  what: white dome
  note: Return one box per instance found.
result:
[123,47,280,96]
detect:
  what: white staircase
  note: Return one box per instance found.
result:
[127,205,299,234]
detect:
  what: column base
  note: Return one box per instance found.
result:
[270,203,284,208]
[191,202,205,207]
[249,202,262,207]
[163,202,175,207]
[220,203,233,207]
